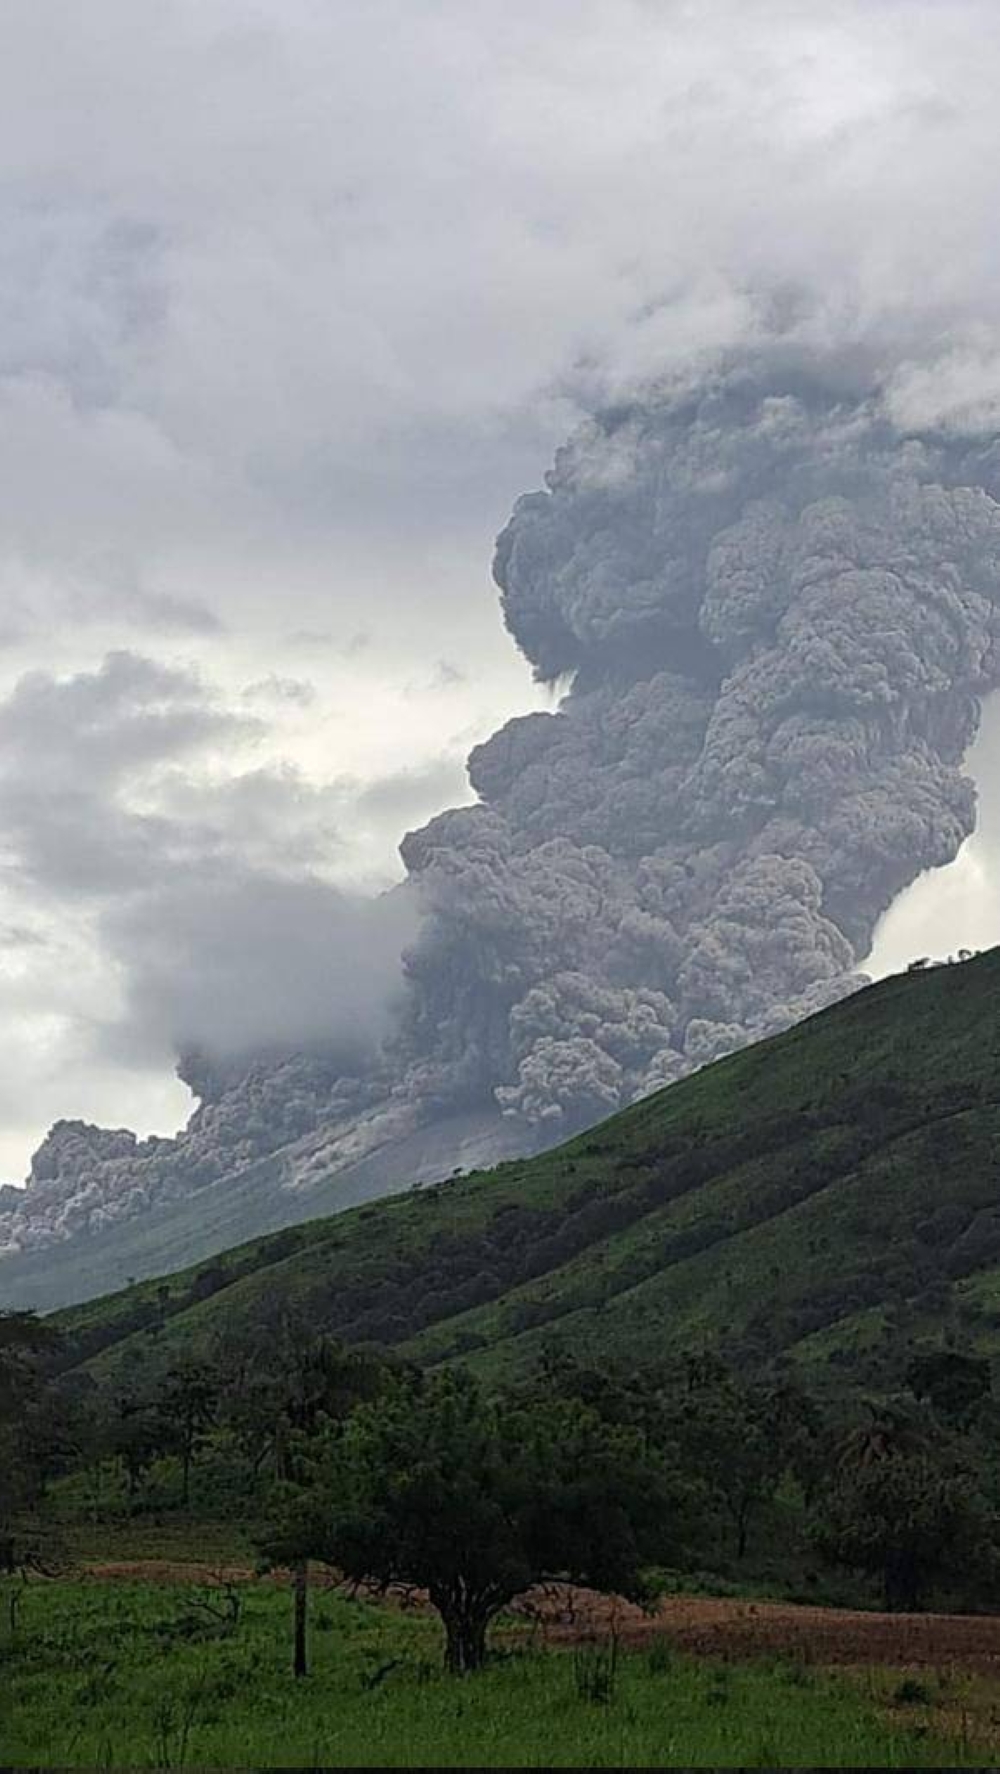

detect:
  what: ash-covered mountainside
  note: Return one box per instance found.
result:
[5,351,1000,1272]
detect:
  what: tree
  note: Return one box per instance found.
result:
[158,1363,216,1507]
[108,1394,169,1501]
[0,1312,63,1595]
[271,1369,674,1674]
[905,1349,991,1430]
[0,1313,60,1533]
[813,1422,986,1610]
[0,1312,58,1416]
[213,1318,389,1485]
[665,1358,808,1559]
[255,1328,394,1677]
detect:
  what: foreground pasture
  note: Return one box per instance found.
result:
[0,1577,992,1768]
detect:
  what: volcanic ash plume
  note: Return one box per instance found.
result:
[6,351,1000,1263]
[391,355,1000,1135]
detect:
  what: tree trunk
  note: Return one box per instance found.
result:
[736,1507,750,1561]
[91,1458,104,1524]
[442,1605,489,1674]
[293,1560,309,1678]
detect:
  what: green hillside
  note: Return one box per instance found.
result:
[56,952,1000,1387]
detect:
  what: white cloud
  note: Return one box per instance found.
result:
[868,695,1000,976]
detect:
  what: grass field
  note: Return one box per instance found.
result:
[0,1576,992,1769]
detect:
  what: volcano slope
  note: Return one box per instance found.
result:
[55,949,1000,1386]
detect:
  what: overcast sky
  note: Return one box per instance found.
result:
[2,0,1000,1177]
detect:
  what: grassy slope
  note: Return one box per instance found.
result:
[56,951,1000,1384]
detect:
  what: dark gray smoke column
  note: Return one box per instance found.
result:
[396,354,1000,1136]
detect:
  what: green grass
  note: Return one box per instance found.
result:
[0,1578,985,1768]
[51,950,1000,1396]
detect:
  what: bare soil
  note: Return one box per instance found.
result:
[515,1584,1000,1676]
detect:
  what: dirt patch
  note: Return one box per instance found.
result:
[516,1585,1000,1676]
[83,1560,257,1585]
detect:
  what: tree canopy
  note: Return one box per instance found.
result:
[267,1368,676,1671]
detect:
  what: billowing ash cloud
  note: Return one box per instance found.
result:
[6,348,1000,1260]
[389,350,1000,1128]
